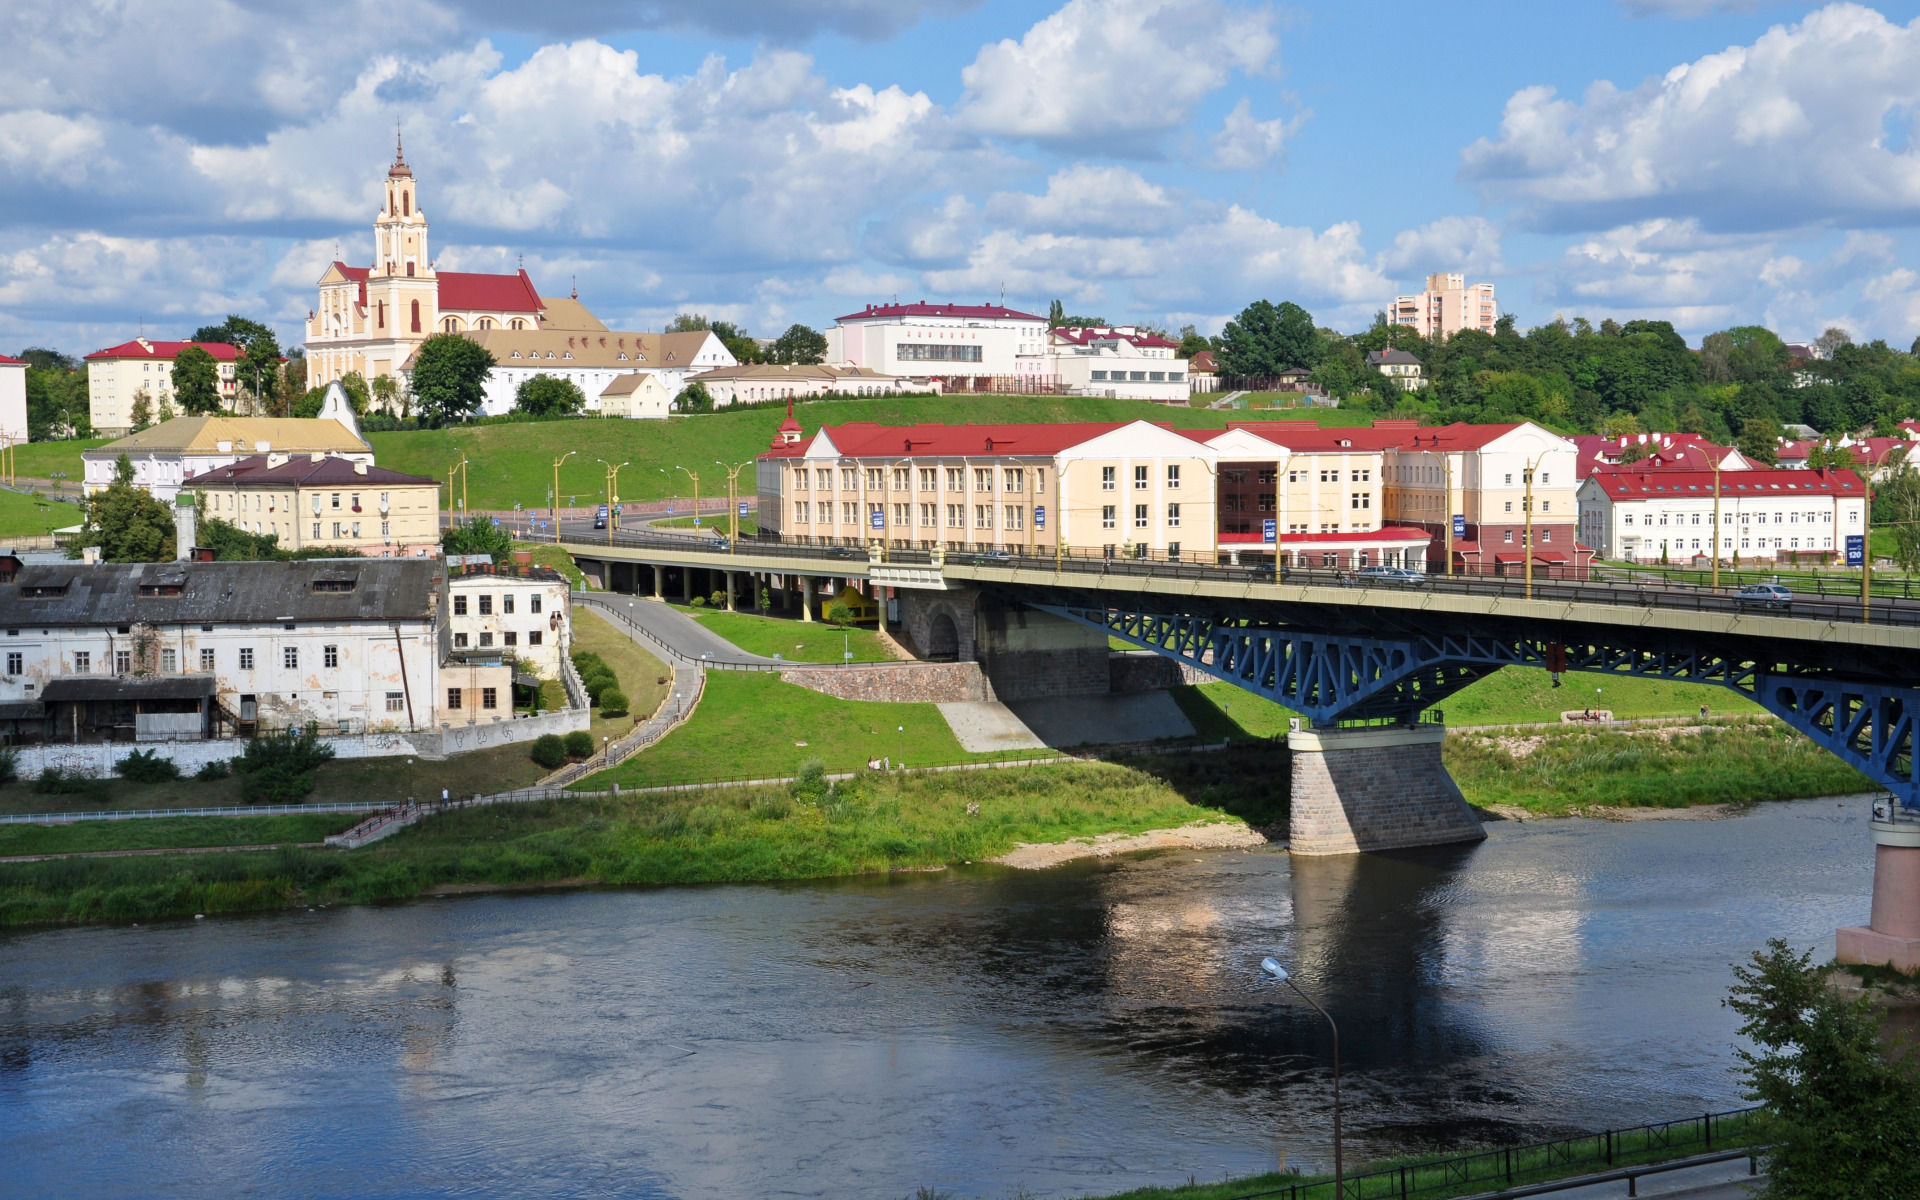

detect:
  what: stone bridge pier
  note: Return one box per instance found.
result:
[1838,816,1920,972]
[1285,723,1486,855]
[896,587,1108,702]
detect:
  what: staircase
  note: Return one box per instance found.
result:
[325,803,427,849]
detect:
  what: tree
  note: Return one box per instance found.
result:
[769,323,828,365]
[171,345,221,415]
[1814,325,1853,360]
[74,455,174,561]
[1177,324,1214,359]
[675,380,714,413]
[441,515,513,560]
[708,320,763,365]
[514,373,586,417]
[192,315,272,348]
[1217,299,1320,378]
[370,374,400,415]
[1599,412,1641,438]
[410,334,495,425]
[1737,416,1783,465]
[235,328,282,413]
[1877,458,1920,572]
[666,313,710,332]
[1729,940,1920,1199]
[21,349,89,439]
[1807,441,1857,473]
[128,388,154,431]
[336,370,370,414]
[1046,298,1107,328]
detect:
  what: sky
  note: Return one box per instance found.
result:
[10,0,1920,356]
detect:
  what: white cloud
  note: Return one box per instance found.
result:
[1463,4,1920,233]
[1379,217,1505,280]
[1210,98,1303,170]
[984,165,1183,236]
[958,0,1278,149]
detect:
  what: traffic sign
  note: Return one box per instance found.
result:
[870,509,885,530]
[738,502,749,516]
[1262,518,1276,543]
[1453,514,1467,538]
[1034,505,1046,529]
[1846,534,1865,566]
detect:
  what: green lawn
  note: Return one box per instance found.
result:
[364,397,1377,511]
[575,671,1002,788]
[0,487,82,538]
[0,813,358,857]
[13,438,107,484]
[571,608,673,740]
[689,609,893,663]
[514,541,586,588]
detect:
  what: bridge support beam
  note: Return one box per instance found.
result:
[1838,819,1920,972]
[1287,723,1486,855]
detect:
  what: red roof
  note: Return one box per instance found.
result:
[834,302,1045,323]
[331,262,370,307]
[0,354,24,366]
[1190,350,1217,372]
[1050,326,1180,350]
[437,269,543,314]
[1585,466,1863,501]
[84,339,242,362]
[186,454,431,487]
[802,421,1130,460]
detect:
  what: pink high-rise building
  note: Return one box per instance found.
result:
[1390,273,1497,339]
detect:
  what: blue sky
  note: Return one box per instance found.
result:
[8,0,1920,356]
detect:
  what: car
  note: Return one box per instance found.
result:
[593,505,609,530]
[1734,583,1792,608]
[1246,562,1278,582]
[1357,566,1425,585]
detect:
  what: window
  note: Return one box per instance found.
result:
[946,504,964,528]
[794,501,810,523]
[331,493,341,509]
[946,468,963,490]
[332,522,343,538]
[974,468,993,491]
[1092,370,1107,381]
[482,687,498,710]
[1003,468,1022,492]
[1134,503,1148,528]
[238,648,253,670]
[381,522,390,537]
[866,468,884,489]
[895,343,982,362]
[893,503,910,526]
[454,595,468,616]
[112,649,129,674]
[842,502,857,523]
[410,299,421,333]
[530,595,542,614]
[1504,530,1514,543]
[892,468,909,490]
[1351,493,1371,510]
[1504,473,1512,485]
[920,502,937,526]
[974,504,992,529]
[1541,473,1551,485]
[454,632,468,648]
[528,631,543,646]
[1134,465,1148,489]
[479,632,493,647]
[1350,469,1370,482]
[323,644,339,668]
[478,595,493,616]
[352,522,360,538]
[504,632,517,647]
[447,687,462,710]
[1004,505,1023,531]
[1101,466,1116,490]
[1166,464,1180,488]
[283,646,298,669]
[1504,502,1513,513]
[73,651,91,673]
[161,648,176,673]
[1166,503,1181,527]
[5,652,19,675]
[200,648,215,671]
[793,468,809,490]
[1542,501,1550,513]
[313,523,321,538]
[386,692,404,712]
[919,468,937,490]
[1102,505,1116,529]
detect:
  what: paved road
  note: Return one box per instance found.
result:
[573,593,783,668]
[1542,1157,1763,1200]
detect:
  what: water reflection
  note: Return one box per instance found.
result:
[0,796,1878,1199]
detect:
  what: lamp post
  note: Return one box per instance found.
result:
[676,466,702,540]
[1711,452,1723,590]
[598,459,630,546]
[1522,449,1548,600]
[457,454,469,517]
[1260,956,1340,1192]
[1442,446,1456,578]
[716,460,750,554]
[551,451,575,544]
[1861,444,1900,624]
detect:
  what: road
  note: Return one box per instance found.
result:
[572,592,783,668]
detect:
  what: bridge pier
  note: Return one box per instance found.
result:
[1837,818,1920,973]
[1287,723,1486,855]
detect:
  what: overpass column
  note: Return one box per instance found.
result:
[726,571,738,612]
[1838,817,1920,972]
[652,564,664,601]
[1286,722,1486,855]
[681,566,693,604]
[800,576,813,623]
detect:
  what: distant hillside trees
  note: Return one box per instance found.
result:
[514,374,586,417]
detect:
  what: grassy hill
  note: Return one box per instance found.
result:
[367,394,1370,511]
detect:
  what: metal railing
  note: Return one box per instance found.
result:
[0,800,391,825]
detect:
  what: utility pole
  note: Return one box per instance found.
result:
[551,451,575,544]
[1523,450,1547,600]
[598,459,630,546]
[676,465,701,542]
[716,460,749,554]
[1443,448,1455,577]
[1711,452,1722,590]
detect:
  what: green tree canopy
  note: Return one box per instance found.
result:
[1046,298,1108,328]
[172,344,221,415]
[192,315,272,347]
[1176,324,1215,359]
[20,349,89,439]
[1737,416,1783,465]
[666,313,709,332]
[769,323,828,365]
[235,328,283,409]
[514,373,586,417]
[75,455,174,561]
[441,515,514,560]
[707,320,763,364]
[675,380,714,413]
[1217,299,1320,378]
[410,334,495,425]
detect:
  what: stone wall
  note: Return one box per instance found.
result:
[895,587,977,664]
[780,661,990,704]
[976,602,1110,701]
[1109,652,1210,693]
[1287,724,1486,855]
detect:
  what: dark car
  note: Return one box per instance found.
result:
[1246,562,1278,582]
[593,505,609,530]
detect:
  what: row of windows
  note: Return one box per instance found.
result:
[1089,370,1184,382]
[446,687,498,710]
[792,503,1045,531]
[794,467,1046,493]
[1100,504,1183,529]
[215,491,390,513]
[1619,510,1849,527]
[896,344,984,362]
[452,593,544,617]
[1501,500,1551,513]
[453,631,543,648]
[41,644,341,675]
[1101,466,1184,489]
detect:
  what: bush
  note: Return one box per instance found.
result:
[564,730,596,760]
[195,758,233,781]
[0,743,16,785]
[709,590,727,608]
[235,726,336,805]
[530,733,568,769]
[34,766,106,795]
[598,689,629,717]
[241,765,316,805]
[824,600,853,626]
[115,749,180,783]
[571,650,607,676]
[690,595,706,608]
[582,670,618,704]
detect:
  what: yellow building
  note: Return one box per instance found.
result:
[189,453,441,558]
[82,411,372,501]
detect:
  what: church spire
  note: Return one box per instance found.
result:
[389,127,412,179]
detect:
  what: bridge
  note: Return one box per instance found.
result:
[561,531,1920,973]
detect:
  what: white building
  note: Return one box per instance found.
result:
[1578,466,1868,562]
[442,328,737,416]
[448,560,573,681]
[688,362,914,407]
[82,400,371,502]
[823,302,1049,390]
[83,339,243,437]
[1017,327,1189,402]
[597,372,673,419]
[1366,349,1426,390]
[0,354,26,446]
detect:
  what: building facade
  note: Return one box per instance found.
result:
[448,561,572,679]
[455,328,736,416]
[186,454,440,558]
[1389,273,1497,339]
[1578,467,1868,562]
[687,362,913,407]
[597,371,673,419]
[823,303,1049,391]
[82,410,373,501]
[1366,348,1426,390]
[84,339,242,438]
[0,354,26,446]
[1016,327,1189,402]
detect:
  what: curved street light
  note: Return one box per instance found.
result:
[1260,956,1341,1193]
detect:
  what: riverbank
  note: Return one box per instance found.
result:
[0,747,1287,927]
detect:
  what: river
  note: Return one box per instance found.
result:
[0,794,1877,1199]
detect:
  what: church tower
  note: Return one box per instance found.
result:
[360,133,439,374]
[373,132,432,281]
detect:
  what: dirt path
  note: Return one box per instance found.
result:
[991,820,1268,869]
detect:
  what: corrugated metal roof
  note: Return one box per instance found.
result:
[0,560,439,626]
[41,675,216,703]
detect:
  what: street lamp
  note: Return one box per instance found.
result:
[1522,449,1548,600]
[1260,956,1340,1193]
[716,459,750,553]
[551,451,576,544]
[676,465,702,535]
[598,459,630,545]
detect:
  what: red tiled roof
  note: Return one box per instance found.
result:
[186,454,432,487]
[1050,326,1180,350]
[834,302,1045,323]
[331,262,371,307]
[84,339,242,362]
[1189,350,1217,372]
[0,354,24,366]
[810,421,1129,459]
[437,269,544,314]
[1585,466,1863,500]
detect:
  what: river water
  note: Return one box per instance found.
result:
[0,795,1878,1200]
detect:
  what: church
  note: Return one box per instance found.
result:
[305,140,735,414]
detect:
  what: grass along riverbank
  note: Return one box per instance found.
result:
[0,812,360,857]
[0,750,1285,927]
[686,608,895,662]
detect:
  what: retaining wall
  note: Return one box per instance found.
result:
[1108,652,1210,693]
[780,661,990,703]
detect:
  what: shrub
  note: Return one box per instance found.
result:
[530,733,568,769]
[689,595,706,608]
[582,670,618,704]
[115,749,180,783]
[598,689,629,717]
[0,743,16,785]
[571,651,607,676]
[563,730,595,759]
[824,600,853,626]
[33,766,106,795]
[709,590,727,608]
[235,726,336,805]
[790,758,828,802]
[195,758,233,781]
[241,765,316,805]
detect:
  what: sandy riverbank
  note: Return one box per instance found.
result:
[991,820,1269,869]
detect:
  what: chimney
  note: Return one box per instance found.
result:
[267,451,287,469]
[310,452,324,463]
[173,495,196,559]
[354,460,368,475]
[82,545,102,564]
